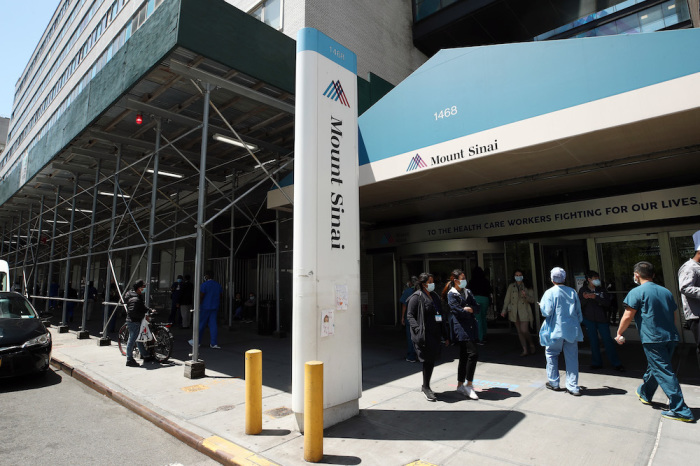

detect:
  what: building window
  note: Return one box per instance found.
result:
[251,0,282,30]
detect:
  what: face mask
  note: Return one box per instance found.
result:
[426,283,435,292]
[178,279,182,283]
[633,275,640,285]
[592,279,601,287]
[459,280,467,289]
[514,276,523,282]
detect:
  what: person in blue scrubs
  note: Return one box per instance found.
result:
[197,272,223,349]
[617,261,694,422]
[539,267,584,396]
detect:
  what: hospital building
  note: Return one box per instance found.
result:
[1,0,699,343]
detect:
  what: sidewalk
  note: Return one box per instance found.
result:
[48,320,700,465]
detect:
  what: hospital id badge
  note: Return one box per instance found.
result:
[435,314,443,322]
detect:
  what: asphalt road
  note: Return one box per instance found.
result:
[0,366,218,466]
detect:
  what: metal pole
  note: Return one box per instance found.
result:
[22,204,33,295]
[80,160,101,338]
[145,118,161,308]
[169,192,179,327]
[275,199,281,334]
[46,188,60,315]
[32,196,45,306]
[7,217,13,260]
[61,176,79,331]
[228,175,235,328]
[0,223,5,257]
[103,146,121,335]
[14,211,22,285]
[192,83,211,365]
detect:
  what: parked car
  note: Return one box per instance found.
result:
[0,292,52,378]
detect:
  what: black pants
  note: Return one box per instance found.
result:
[458,340,479,383]
[422,357,435,388]
[689,320,700,373]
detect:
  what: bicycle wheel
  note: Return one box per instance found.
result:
[153,327,173,362]
[118,324,129,356]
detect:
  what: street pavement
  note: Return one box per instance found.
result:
[0,366,217,465]
[46,319,700,465]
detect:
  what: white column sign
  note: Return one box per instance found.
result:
[292,28,361,429]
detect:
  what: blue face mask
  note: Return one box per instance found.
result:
[592,279,601,287]
[515,276,524,282]
[177,279,182,283]
[459,279,467,289]
[426,283,435,292]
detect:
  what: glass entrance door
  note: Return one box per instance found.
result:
[597,236,665,323]
[537,239,589,291]
[428,257,472,295]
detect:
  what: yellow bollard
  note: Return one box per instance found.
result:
[245,349,262,435]
[304,360,324,462]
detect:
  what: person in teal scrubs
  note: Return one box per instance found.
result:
[617,261,694,422]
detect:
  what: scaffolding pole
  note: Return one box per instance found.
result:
[275,191,281,335]
[79,160,101,339]
[14,211,22,285]
[228,175,236,327]
[145,119,161,308]
[188,82,211,378]
[22,204,33,295]
[103,145,121,339]
[31,195,45,306]
[46,188,60,315]
[60,176,79,333]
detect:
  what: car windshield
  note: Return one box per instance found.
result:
[0,296,38,319]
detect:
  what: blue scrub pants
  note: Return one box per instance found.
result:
[405,323,417,361]
[582,318,621,367]
[545,339,579,392]
[199,308,218,346]
[639,341,693,419]
[474,295,489,342]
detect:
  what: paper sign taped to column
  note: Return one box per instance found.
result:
[335,284,348,310]
[321,310,335,337]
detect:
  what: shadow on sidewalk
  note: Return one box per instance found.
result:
[326,408,526,441]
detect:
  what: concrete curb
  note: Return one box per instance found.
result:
[49,356,277,466]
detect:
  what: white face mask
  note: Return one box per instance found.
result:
[591,279,601,287]
[633,275,640,285]
[426,283,435,292]
[514,276,524,282]
[459,279,467,289]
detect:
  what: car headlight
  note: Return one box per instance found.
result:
[22,332,52,348]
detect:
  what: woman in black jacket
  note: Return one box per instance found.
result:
[406,272,449,402]
[444,269,480,400]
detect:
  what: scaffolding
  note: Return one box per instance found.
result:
[0,49,295,378]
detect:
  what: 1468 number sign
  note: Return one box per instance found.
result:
[434,106,458,121]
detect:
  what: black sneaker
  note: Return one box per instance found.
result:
[422,386,437,402]
[142,356,155,363]
[614,365,626,372]
[126,359,140,367]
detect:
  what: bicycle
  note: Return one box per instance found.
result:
[118,309,174,362]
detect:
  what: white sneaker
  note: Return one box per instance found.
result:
[465,385,479,400]
[457,385,469,396]
[188,339,194,346]
[210,344,222,349]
